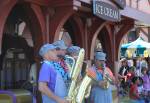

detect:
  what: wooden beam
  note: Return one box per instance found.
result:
[78,6,91,12]
[48,6,75,42]
[48,0,75,7]
[24,0,50,6]
[140,28,148,36]
[76,11,93,18]
[78,0,91,4]
[115,20,134,60]
[48,0,81,11]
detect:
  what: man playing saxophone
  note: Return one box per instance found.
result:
[66,46,84,102]
[88,51,115,103]
[66,46,82,77]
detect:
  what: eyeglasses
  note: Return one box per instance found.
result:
[56,47,60,50]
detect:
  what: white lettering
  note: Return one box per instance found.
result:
[99,5,103,15]
[109,9,113,18]
[94,1,120,21]
[114,11,119,19]
[105,7,109,16]
[95,4,99,14]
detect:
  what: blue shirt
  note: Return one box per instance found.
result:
[38,61,67,103]
[90,66,113,103]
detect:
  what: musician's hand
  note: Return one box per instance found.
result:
[98,80,107,88]
[56,98,70,103]
[86,68,96,79]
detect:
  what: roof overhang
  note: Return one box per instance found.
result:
[120,6,150,25]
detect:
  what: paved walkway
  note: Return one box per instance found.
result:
[118,96,131,103]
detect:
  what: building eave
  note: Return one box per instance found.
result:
[120,6,150,24]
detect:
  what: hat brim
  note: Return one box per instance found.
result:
[96,58,106,61]
[39,44,57,57]
[42,47,56,56]
[60,46,68,50]
[120,58,127,62]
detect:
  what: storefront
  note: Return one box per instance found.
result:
[1,0,148,103]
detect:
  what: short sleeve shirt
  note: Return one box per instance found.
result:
[38,61,67,103]
[142,74,150,90]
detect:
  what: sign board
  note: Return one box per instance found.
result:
[93,1,121,22]
[113,0,126,9]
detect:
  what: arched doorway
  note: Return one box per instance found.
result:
[90,23,118,102]
[90,23,113,70]
[98,27,113,68]
[55,15,84,48]
[0,3,43,92]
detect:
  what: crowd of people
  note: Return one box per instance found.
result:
[118,57,150,103]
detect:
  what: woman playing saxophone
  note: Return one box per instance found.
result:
[87,51,116,103]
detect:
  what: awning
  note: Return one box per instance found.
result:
[121,37,150,58]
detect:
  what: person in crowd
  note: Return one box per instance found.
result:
[118,58,129,95]
[141,58,148,69]
[129,77,145,103]
[53,40,67,57]
[126,66,136,86]
[118,58,129,81]
[136,58,148,76]
[128,59,134,68]
[136,58,141,76]
[141,67,150,91]
[137,77,144,96]
[146,58,150,78]
[141,67,150,103]
[66,46,80,58]
[66,45,82,78]
[38,43,69,103]
[88,51,115,103]
[65,45,81,71]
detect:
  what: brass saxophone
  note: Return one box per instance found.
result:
[65,48,85,103]
[76,66,114,102]
[102,66,113,89]
[76,65,99,103]
[76,75,92,103]
[64,55,76,77]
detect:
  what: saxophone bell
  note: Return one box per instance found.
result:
[64,55,76,78]
[65,48,85,103]
[103,66,113,89]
